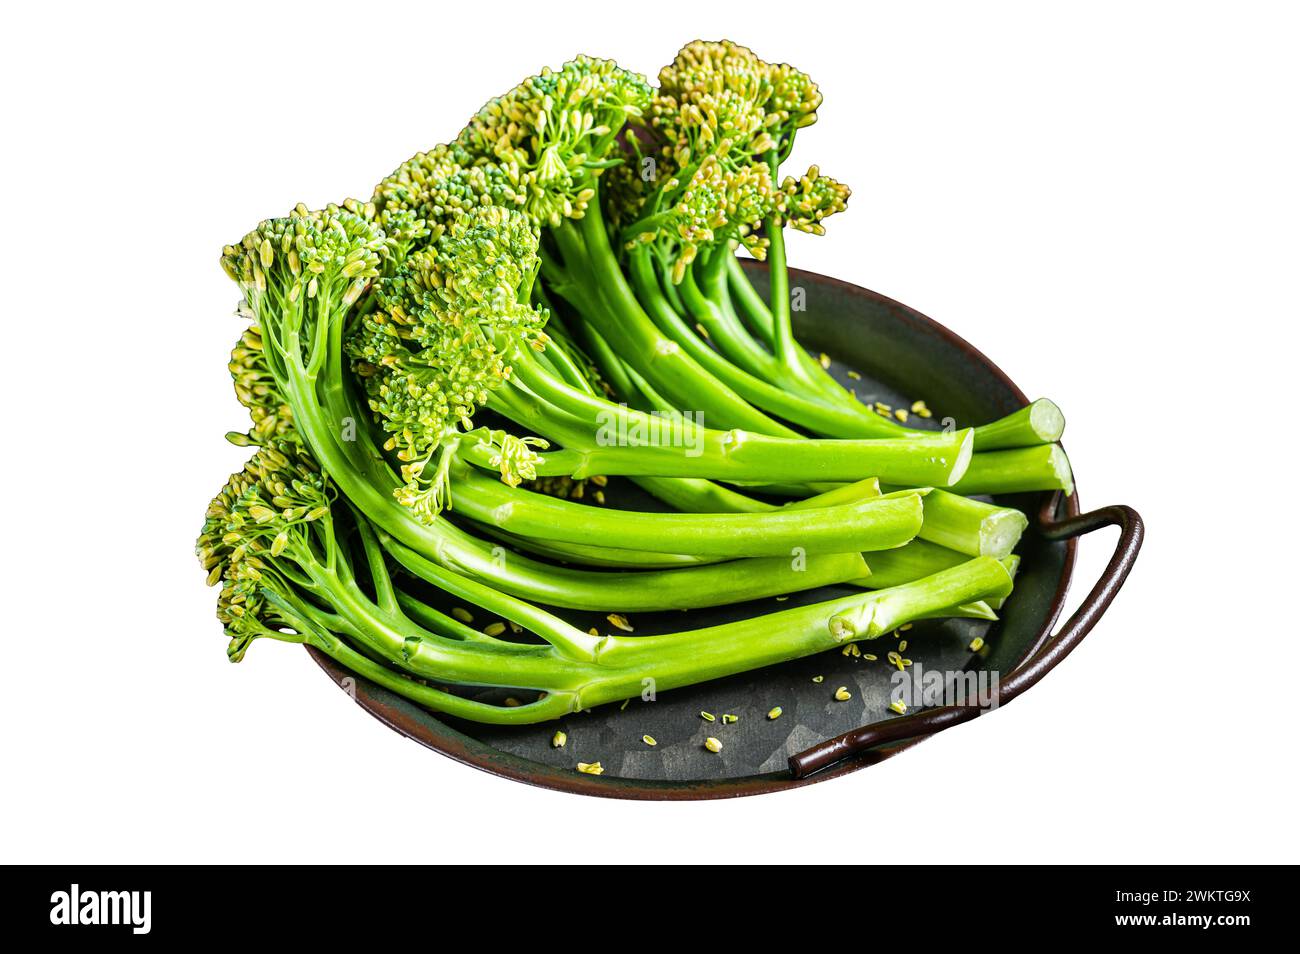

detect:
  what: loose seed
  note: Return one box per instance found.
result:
[642,735,657,747]
[483,621,506,637]
[847,370,862,380]
[834,686,852,701]
[894,408,909,423]
[812,675,824,683]
[889,700,908,715]
[899,639,908,652]
[969,636,985,652]
[767,706,783,720]
[721,714,738,724]
[704,737,723,753]
[700,711,716,722]
[577,762,604,775]
[606,613,633,632]
[552,730,567,748]
[451,607,473,624]
[818,353,831,369]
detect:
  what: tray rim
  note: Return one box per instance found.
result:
[306,264,1080,799]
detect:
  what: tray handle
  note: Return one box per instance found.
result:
[788,495,1144,779]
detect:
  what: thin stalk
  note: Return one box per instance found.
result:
[308,624,578,725]
[627,245,890,437]
[678,256,782,380]
[393,590,526,645]
[558,208,792,436]
[629,475,775,514]
[722,252,868,408]
[725,254,1067,450]
[726,251,775,343]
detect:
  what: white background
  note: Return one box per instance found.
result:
[2,1,1296,863]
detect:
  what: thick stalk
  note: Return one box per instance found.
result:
[862,544,1021,611]
[972,399,1066,450]
[588,557,1014,706]
[307,554,1011,722]
[949,444,1074,496]
[891,487,1029,558]
[498,349,976,486]
[447,458,923,557]
[472,477,885,568]
[828,557,1014,640]
[383,534,871,613]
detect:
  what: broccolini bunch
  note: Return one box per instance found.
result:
[199,40,1070,729]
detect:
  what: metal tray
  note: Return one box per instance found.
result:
[309,263,1143,798]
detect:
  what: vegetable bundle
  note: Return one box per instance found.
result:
[198,40,1071,726]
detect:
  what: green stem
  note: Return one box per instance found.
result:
[383,533,870,613]
[679,257,781,380]
[972,399,1066,450]
[726,252,775,344]
[828,557,1014,640]
[726,255,1067,450]
[474,526,722,568]
[950,444,1074,496]
[590,557,1013,704]
[497,348,976,486]
[308,626,578,725]
[447,457,923,557]
[628,247,889,437]
[283,303,865,614]
[472,477,885,568]
[564,201,793,436]
[898,487,1029,559]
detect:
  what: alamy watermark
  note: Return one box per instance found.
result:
[890,663,1001,711]
[50,884,151,934]
[595,404,704,457]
